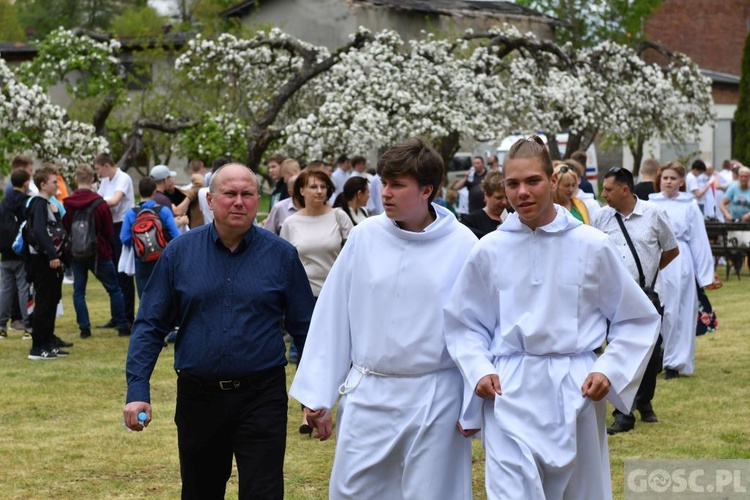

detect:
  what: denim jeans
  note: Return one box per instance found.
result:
[134,260,157,299]
[0,259,30,328]
[71,258,128,330]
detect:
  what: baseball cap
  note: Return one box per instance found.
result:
[150,165,177,181]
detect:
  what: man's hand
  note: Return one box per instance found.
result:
[123,402,152,431]
[49,258,61,269]
[457,422,480,438]
[304,407,333,441]
[475,374,502,401]
[581,372,610,401]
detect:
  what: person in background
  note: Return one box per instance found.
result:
[332,176,370,226]
[720,166,750,222]
[593,166,679,434]
[460,170,508,238]
[26,166,73,359]
[649,162,716,380]
[267,153,288,209]
[94,153,135,329]
[634,159,660,201]
[63,164,130,339]
[263,175,299,235]
[0,170,32,339]
[570,149,595,196]
[552,163,590,224]
[121,178,182,298]
[451,156,488,213]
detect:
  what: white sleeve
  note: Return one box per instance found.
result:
[289,231,356,412]
[687,204,715,287]
[444,246,498,427]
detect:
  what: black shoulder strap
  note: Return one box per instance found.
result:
[83,198,105,215]
[615,213,658,288]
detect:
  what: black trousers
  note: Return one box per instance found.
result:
[613,334,663,425]
[111,221,135,324]
[175,367,288,500]
[27,255,63,350]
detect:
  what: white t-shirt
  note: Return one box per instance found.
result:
[97,168,134,223]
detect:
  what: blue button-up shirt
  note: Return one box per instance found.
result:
[126,223,314,403]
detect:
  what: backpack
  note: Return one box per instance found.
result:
[69,198,104,260]
[26,197,69,260]
[0,199,21,253]
[132,204,168,262]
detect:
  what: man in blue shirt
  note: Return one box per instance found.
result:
[123,163,314,499]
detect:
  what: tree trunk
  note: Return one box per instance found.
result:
[546,133,562,161]
[564,132,583,158]
[630,136,645,177]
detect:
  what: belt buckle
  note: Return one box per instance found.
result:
[219,380,240,390]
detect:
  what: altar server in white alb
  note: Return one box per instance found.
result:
[290,137,479,499]
[444,136,661,500]
[649,161,715,378]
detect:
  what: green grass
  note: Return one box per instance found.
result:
[0,266,748,498]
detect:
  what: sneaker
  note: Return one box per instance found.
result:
[96,319,116,329]
[62,276,74,285]
[51,347,69,357]
[54,336,74,348]
[80,328,92,339]
[22,332,32,340]
[118,327,132,337]
[28,348,58,360]
[10,320,25,331]
[0,329,6,339]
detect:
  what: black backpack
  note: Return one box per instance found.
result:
[69,198,105,260]
[0,199,21,253]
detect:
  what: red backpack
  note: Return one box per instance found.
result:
[131,204,168,262]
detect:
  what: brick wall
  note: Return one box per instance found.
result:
[645,0,750,76]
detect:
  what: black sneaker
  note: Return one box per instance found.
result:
[54,336,74,348]
[51,347,69,357]
[28,348,58,360]
[80,329,92,339]
[96,319,116,329]
[118,327,131,337]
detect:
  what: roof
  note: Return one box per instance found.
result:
[701,69,741,86]
[221,0,562,25]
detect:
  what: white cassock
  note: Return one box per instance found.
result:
[290,204,478,500]
[444,207,660,500]
[648,192,714,374]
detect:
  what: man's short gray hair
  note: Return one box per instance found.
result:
[209,163,260,194]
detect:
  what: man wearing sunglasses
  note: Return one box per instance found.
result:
[593,166,679,434]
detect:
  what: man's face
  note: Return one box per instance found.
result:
[487,156,499,170]
[164,176,175,192]
[484,189,508,216]
[504,157,555,230]
[739,171,750,189]
[354,161,366,173]
[207,165,259,234]
[381,174,431,223]
[268,161,281,181]
[95,162,113,180]
[473,157,485,174]
[41,174,58,197]
[601,177,628,211]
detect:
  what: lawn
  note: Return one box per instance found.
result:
[0,266,748,499]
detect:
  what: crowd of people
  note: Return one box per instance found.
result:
[0,139,741,498]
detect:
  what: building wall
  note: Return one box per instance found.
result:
[645,0,750,77]
[634,0,749,170]
[240,0,556,49]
